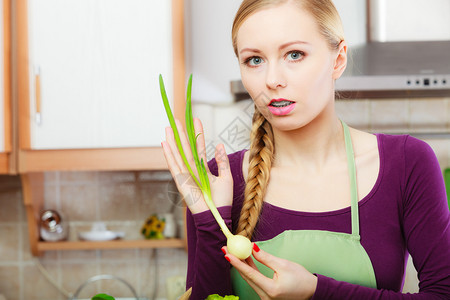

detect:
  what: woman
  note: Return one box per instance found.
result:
[162,0,450,299]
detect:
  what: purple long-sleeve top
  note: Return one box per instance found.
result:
[186,134,450,299]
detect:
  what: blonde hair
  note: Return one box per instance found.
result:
[233,0,345,239]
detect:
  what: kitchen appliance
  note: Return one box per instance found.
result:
[335,0,450,98]
[335,40,450,98]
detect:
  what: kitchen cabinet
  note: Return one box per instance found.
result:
[15,0,187,255]
[17,0,186,172]
[0,0,12,174]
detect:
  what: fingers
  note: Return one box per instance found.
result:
[175,119,197,175]
[194,118,210,173]
[161,140,181,176]
[251,243,286,273]
[164,127,186,174]
[215,144,232,179]
[222,246,268,298]
[223,246,274,292]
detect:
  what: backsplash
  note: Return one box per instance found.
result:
[0,97,448,299]
[0,171,187,300]
[195,98,450,168]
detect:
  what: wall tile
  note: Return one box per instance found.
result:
[370,100,409,132]
[213,100,253,156]
[137,251,157,298]
[138,171,173,182]
[0,190,21,223]
[0,266,19,300]
[447,98,450,130]
[60,262,100,298]
[424,139,450,170]
[60,171,98,184]
[100,262,140,298]
[137,182,175,221]
[60,249,97,261]
[0,225,20,261]
[108,222,142,240]
[336,99,370,130]
[44,172,59,185]
[23,263,62,300]
[98,171,136,183]
[44,185,60,212]
[60,185,98,221]
[154,249,188,299]
[409,98,448,131]
[98,183,137,221]
[100,249,137,260]
[193,103,216,143]
[402,255,419,293]
[137,248,187,299]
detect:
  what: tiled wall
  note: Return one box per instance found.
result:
[0,171,187,300]
[0,97,448,300]
[195,98,450,169]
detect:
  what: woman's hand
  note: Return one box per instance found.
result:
[161,118,233,214]
[223,244,318,300]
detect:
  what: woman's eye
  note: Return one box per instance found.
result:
[287,51,304,61]
[244,56,264,66]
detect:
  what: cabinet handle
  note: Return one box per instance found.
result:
[35,67,41,125]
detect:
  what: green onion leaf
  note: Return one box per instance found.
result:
[159,74,201,187]
[159,74,250,258]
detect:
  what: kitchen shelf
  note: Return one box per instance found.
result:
[37,239,185,252]
[22,169,188,256]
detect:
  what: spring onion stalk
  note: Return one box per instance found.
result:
[159,74,252,260]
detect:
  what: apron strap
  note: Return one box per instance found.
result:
[341,121,359,237]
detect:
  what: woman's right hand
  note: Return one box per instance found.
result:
[161,118,233,214]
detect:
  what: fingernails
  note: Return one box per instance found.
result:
[253,243,260,252]
[224,255,230,262]
[221,248,226,255]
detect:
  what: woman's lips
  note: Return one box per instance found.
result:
[267,98,296,116]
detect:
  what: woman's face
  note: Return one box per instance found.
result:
[236,2,346,131]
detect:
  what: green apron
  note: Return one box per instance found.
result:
[231,121,377,298]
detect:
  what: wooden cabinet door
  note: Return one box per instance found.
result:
[22,0,176,150]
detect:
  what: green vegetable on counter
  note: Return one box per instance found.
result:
[159,74,252,260]
[205,294,239,300]
[91,294,115,300]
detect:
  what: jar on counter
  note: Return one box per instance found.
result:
[40,210,69,242]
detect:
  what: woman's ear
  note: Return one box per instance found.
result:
[332,41,347,80]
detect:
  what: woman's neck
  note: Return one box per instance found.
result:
[272,115,345,172]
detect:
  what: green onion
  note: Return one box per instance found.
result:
[159,74,252,260]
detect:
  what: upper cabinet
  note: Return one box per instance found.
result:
[16,0,185,171]
[369,0,450,42]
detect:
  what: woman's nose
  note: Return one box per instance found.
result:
[265,64,287,90]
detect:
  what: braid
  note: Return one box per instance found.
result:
[237,107,274,239]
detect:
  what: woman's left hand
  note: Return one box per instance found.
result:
[222,244,318,300]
